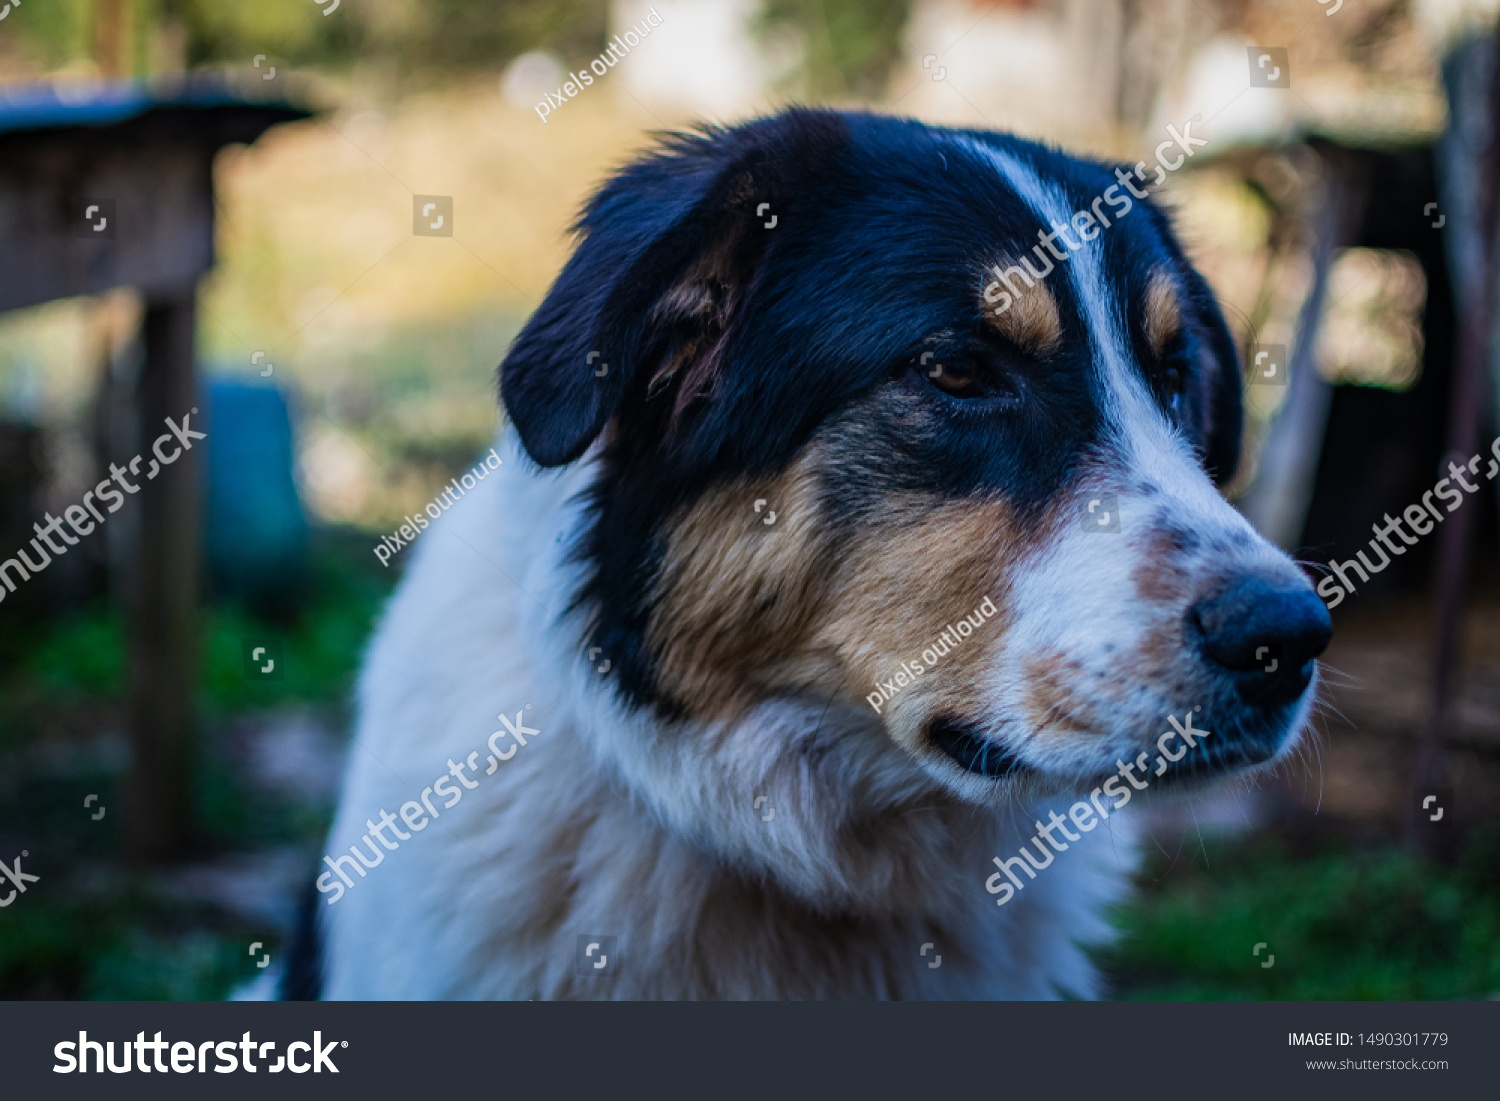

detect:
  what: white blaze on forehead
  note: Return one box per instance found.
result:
[958,139,1143,418]
[907,142,1316,783]
[957,138,1235,523]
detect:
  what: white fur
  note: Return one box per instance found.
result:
[320,431,1139,999]
[318,145,1319,1002]
[949,140,1319,786]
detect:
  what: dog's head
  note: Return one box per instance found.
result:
[501,109,1330,811]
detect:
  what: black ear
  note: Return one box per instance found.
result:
[499,111,844,467]
[1181,265,1243,487]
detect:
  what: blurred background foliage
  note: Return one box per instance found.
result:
[6,0,912,93]
[0,0,1496,1001]
[757,0,911,99]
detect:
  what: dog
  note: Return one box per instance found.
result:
[298,109,1331,1000]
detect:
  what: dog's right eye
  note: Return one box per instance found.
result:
[913,353,1017,403]
[929,360,982,397]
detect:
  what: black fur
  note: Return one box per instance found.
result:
[278,873,324,1000]
[498,109,1244,715]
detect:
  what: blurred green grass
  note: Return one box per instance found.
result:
[1098,831,1500,1000]
[0,530,394,999]
[0,530,392,719]
[0,888,275,1000]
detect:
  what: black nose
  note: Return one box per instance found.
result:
[1189,574,1332,707]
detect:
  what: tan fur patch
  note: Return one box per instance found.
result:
[647,439,1026,731]
[1131,526,1196,605]
[1143,268,1181,357]
[1020,649,1097,736]
[981,260,1062,353]
[646,454,837,720]
[810,495,1018,743]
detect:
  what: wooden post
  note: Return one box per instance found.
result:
[1237,143,1369,548]
[127,290,199,863]
[1414,31,1500,852]
[95,0,132,80]
[0,92,309,858]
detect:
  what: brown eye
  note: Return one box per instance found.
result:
[930,361,978,397]
[908,345,1021,404]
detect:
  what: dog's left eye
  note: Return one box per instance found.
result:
[1164,364,1184,412]
[1156,339,1193,415]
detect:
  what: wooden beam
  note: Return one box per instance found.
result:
[0,99,308,316]
[0,141,211,315]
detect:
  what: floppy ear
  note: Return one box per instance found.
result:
[499,112,842,467]
[1181,265,1243,487]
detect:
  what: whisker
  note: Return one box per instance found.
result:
[1189,801,1210,870]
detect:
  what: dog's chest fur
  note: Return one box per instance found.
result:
[320,439,1134,999]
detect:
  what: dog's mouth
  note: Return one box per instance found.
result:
[923,688,1308,785]
[927,716,1029,778]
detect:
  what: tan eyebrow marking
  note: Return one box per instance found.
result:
[1144,267,1181,356]
[980,259,1062,353]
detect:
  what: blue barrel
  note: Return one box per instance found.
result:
[204,378,308,616]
